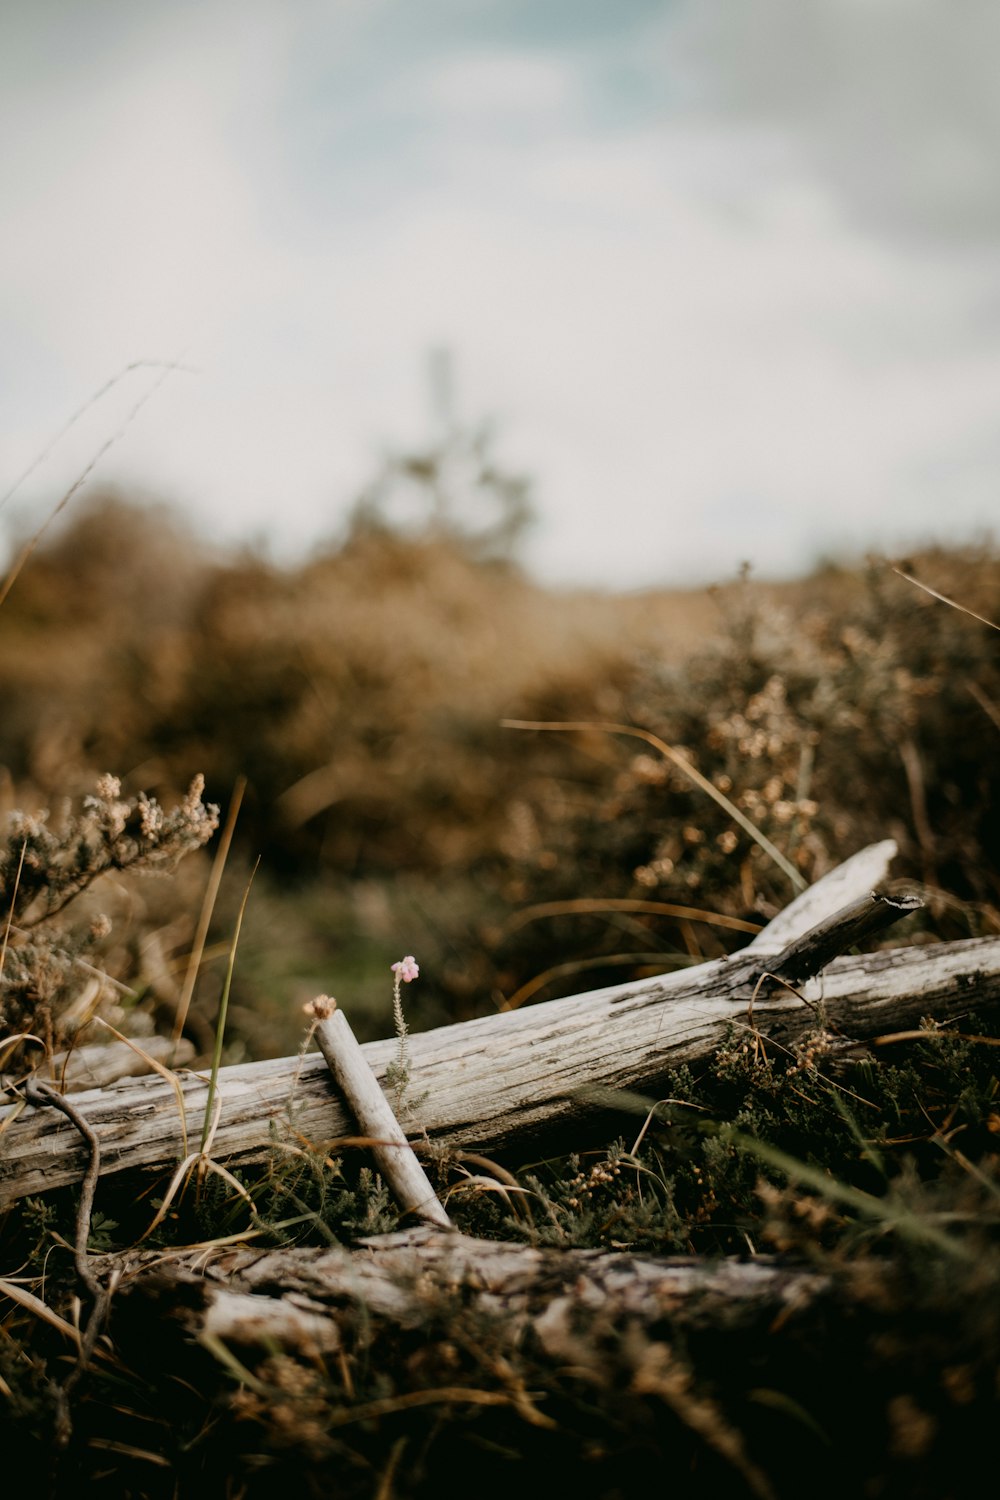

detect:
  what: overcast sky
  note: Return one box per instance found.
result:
[2,0,998,589]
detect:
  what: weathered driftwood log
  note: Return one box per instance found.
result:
[1,1037,196,1096]
[54,1036,195,1091]
[95,1224,1000,1500]
[110,1227,831,1359]
[4,841,1000,1206]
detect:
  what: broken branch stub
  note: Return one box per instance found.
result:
[764,891,924,987]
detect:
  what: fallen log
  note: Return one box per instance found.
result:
[4,841,1000,1206]
[110,1226,831,1357]
[99,1233,837,1500]
[100,1224,999,1500]
[49,1036,195,1092]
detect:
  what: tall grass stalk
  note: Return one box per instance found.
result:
[173,775,246,1047]
[502,717,807,893]
[199,857,260,1154]
[0,360,186,610]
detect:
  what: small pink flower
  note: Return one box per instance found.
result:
[391,955,419,983]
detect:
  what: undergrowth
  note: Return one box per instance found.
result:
[3,998,1000,1498]
[1,485,999,1495]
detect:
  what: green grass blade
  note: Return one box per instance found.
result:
[200,857,260,1154]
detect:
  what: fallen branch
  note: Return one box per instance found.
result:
[4,842,999,1206]
[313,999,453,1230]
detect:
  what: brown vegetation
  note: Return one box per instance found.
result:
[0,495,997,1057]
[2,482,1000,1499]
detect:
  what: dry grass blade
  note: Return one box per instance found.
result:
[443,1173,534,1215]
[94,1017,190,1161]
[0,1030,45,1074]
[136,1111,257,1247]
[0,359,194,515]
[199,1333,272,1395]
[173,775,246,1047]
[893,566,1000,632]
[873,1029,1000,1048]
[85,1439,172,1469]
[323,1386,540,1429]
[0,1277,81,1341]
[0,361,183,610]
[501,950,699,1011]
[201,857,259,1154]
[966,679,1000,734]
[503,896,761,938]
[502,718,807,892]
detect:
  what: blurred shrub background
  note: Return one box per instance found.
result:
[0,441,997,1062]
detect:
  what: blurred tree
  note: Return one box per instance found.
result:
[348,350,534,561]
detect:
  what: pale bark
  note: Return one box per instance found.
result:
[744,838,899,954]
[52,1037,195,1091]
[5,841,999,1207]
[110,1227,831,1358]
[1,1037,195,1096]
[314,1005,453,1230]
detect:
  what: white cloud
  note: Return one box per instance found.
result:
[2,1,999,589]
[666,0,1000,243]
[418,51,579,119]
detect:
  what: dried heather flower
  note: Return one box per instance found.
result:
[303,994,337,1020]
[138,793,163,839]
[0,772,219,1043]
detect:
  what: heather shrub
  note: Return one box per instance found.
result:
[482,552,1000,1007]
[0,773,218,1067]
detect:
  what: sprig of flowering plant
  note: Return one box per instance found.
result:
[387,955,419,1115]
[391,956,419,984]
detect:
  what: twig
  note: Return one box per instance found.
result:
[22,1079,102,1300]
[21,1076,112,1442]
[315,1003,453,1230]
